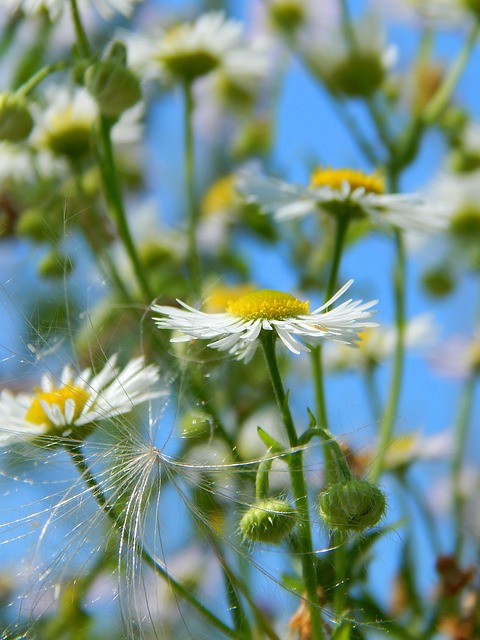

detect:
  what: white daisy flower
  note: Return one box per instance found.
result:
[376,0,472,26]
[31,86,143,158]
[237,165,448,233]
[300,10,397,98]
[126,12,266,85]
[152,279,377,363]
[429,330,480,378]
[0,355,164,446]
[324,313,439,371]
[3,0,142,20]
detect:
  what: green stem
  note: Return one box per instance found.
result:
[183,81,201,296]
[424,22,480,124]
[260,332,324,640]
[332,530,348,617]
[371,230,405,482]
[310,210,350,477]
[69,0,91,58]
[17,61,68,97]
[97,116,154,302]
[452,373,477,557]
[65,442,238,639]
[338,0,356,51]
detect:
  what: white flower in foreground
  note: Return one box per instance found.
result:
[238,165,448,234]
[126,12,265,85]
[0,355,163,446]
[3,0,142,19]
[152,280,377,363]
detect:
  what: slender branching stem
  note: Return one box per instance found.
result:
[261,332,325,640]
[183,80,201,296]
[371,230,405,482]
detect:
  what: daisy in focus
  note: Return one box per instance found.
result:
[0,355,163,446]
[152,279,377,363]
[3,0,142,19]
[127,12,269,86]
[237,164,448,233]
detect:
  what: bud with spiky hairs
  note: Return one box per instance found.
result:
[319,479,386,532]
[240,498,296,545]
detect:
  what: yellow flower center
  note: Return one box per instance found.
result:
[227,290,309,320]
[204,283,256,313]
[310,167,385,195]
[43,108,93,157]
[25,383,91,426]
[201,175,237,217]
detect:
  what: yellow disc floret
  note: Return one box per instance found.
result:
[310,167,385,195]
[25,383,91,426]
[201,175,237,218]
[227,290,309,320]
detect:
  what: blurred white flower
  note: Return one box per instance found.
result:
[153,280,377,363]
[3,0,142,19]
[0,142,66,184]
[301,10,397,98]
[31,86,143,157]
[324,313,439,371]
[429,330,480,378]
[238,165,448,234]
[383,429,453,470]
[376,0,471,26]
[125,12,270,87]
[0,355,164,446]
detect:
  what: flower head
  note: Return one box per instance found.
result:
[127,12,261,85]
[152,280,377,363]
[302,11,396,98]
[237,165,448,233]
[4,0,142,19]
[0,355,163,446]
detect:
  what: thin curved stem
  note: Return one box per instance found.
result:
[452,373,477,557]
[69,0,91,57]
[261,332,324,640]
[65,442,238,639]
[97,117,154,302]
[371,230,406,482]
[183,81,201,296]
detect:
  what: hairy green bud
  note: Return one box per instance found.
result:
[0,93,33,142]
[85,61,141,118]
[239,498,296,545]
[319,479,386,532]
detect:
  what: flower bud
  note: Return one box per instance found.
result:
[0,93,33,142]
[319,479,386,532]
[85,61,141,118]
[38,250,74,279]
[450,205,480,240]
[328,52,385,98]
[17,208,50,241]
[180,411,212,439]
[422,265,455,298]
[239,498,296,545]
[269,1,306,34]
